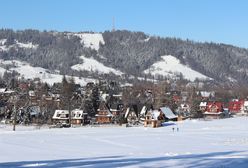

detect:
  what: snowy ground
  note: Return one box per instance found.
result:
[0,117,248,168]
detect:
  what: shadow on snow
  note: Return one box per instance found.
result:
[0,151,248,168]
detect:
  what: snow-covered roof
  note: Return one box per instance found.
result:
[181,104,189,108]
[203,112,223,115]
[71,109,87,119]
[199,91,215,98]
[124,107,130,118]
[29,90,35,97]
[53,110,69,119]
[244,101,248,106]
[151,110,161,120]
[95,114,113,117]
[0,88,15,94]
[140,106,147,115]
[28,106,41,116]
[200,102,207,107]
[0,88,7,93]
[160,107,178,119]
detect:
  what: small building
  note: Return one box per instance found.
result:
[71,109,88,125]
[124,104,139,125]
[243,101,248,114]
[203,102,224,119]
[52,110,69,124]
[110,103,123,116]
[199,102,207,112]
[160,107,178,121]
[228,99,245,115]
[95,102,112,124]
[144,110,162,128]
[198,91,215,99]
[178,103,190,116]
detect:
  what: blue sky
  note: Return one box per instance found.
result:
[1,0,248,48]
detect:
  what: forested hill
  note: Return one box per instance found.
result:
[1,29,248,84]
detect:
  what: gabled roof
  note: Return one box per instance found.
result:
[160,107,178,119]
[52,110,69,119]
[71,109,87,119]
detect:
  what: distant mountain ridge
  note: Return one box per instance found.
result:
[0,29,248,85]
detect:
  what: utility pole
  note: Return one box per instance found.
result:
[112,17,115,32]
[68,97,71,127]
[13,103,16,131]
[12,95,18,131]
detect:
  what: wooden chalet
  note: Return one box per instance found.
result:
[52,110,69,124]
[28,90,38,105]
[110,103,123,116]
[179,103,190,116]
[95,102,113,124]
[203,102,224,119]
[124,104,139,125]
[71,109,88,125]
[228,99,244,115]
[144,110,163,128]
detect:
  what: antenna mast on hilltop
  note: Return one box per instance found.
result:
[112,17,115,32]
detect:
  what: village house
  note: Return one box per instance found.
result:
[124,104,139,125]
[199,102,207,112]
[52,110,69,125]
[228,99,244,115]
[95,102,113,124]
[71,109,88,125]
[144,107,178,128]
[203,102,224,119]
[198,91,215,100]
[178,103,190,116]
[144,110,162,128]
[243,101,248,114]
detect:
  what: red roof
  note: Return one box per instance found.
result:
[228,100,244,113]
[206,102,223,113]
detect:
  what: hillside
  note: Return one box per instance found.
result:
[1,29,248,85]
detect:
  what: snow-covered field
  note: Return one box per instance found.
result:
[71,55,123,76]
[1,117,248,168]
[144,55,211,81]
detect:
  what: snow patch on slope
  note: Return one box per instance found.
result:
[0,39,38,51]
[71,56,123,76]
[74,33,105,50]
[0,59,96,86]
[16,40,38,49]
[144,55,211,81]
[0,39,7,45]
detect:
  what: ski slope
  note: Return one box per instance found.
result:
[0,59,96,86]
[0,117,248,168]
[71,55,124,76]
[74,33,105,50]
[144,55,211,81]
